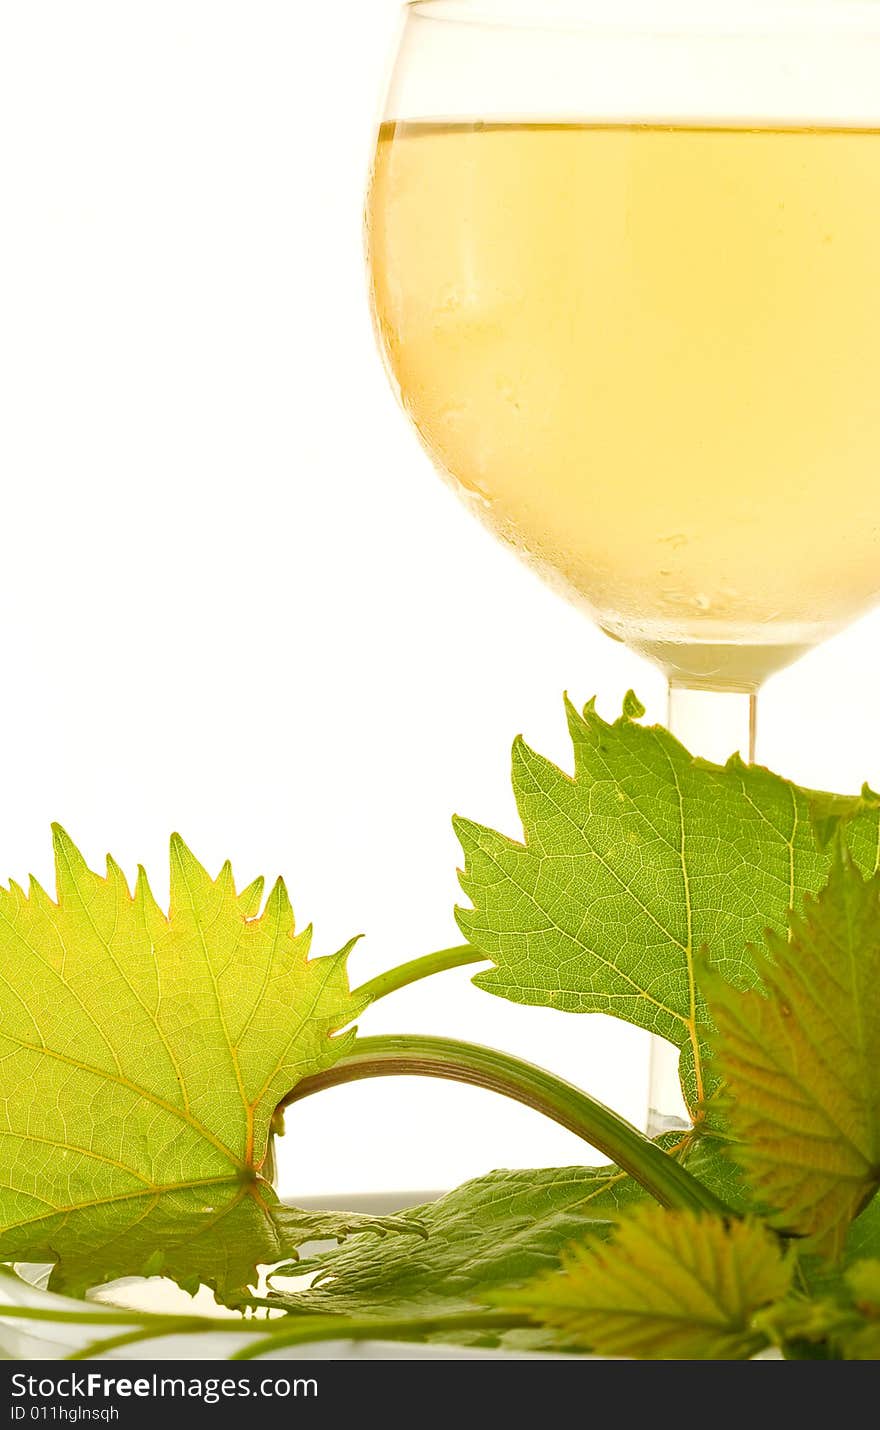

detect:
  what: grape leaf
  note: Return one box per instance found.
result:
[455,696,880,1118]
[701,854,880,1259]
[0,827,409,1303]
[497,1205,792,1360]
[269,1162,650,1339]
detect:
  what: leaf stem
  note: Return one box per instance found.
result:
[352,945,486,1006]
[228,1309,531,1361]
[283,1033,727,1214]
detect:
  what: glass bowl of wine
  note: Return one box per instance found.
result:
[365,0,880,1126]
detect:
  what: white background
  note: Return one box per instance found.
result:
[1,0,879,1199]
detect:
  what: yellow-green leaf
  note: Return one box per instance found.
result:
[498,1206,792,1359]
[702,854,880,1259]
[455,696,880,1120]
[0,827,400,1302]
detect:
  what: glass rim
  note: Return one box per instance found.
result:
[403,0,880,32]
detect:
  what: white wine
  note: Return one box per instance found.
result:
[368,122,880,688]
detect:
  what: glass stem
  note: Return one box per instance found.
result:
[666,684,757,764]
[647,683,758,1137]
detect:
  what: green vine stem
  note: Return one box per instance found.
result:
[0,1295,529,1362]
[228,1310,532,1361]
[282,1033,726,1215]
[352,944,486,1006]
[0,1294,530,1362]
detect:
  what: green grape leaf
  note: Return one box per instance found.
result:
[455,697,880,1118]
[497,1205,793,1360]
[702,855,880,1260]
[0,827,408,1303]
[269,1162,650,1340]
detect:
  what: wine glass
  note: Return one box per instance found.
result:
[365,0,880,1130]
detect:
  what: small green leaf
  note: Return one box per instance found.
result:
[497,1206,792,1360]
[702,855,880,1259]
